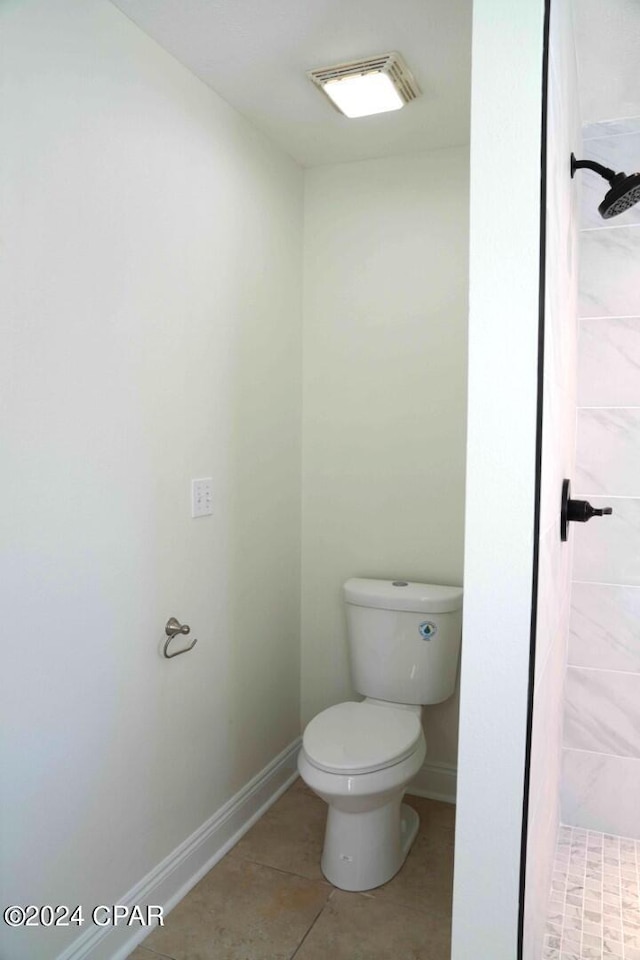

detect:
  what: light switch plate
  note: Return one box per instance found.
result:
[191,478,213,517]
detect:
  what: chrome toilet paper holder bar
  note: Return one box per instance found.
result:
[163,617,198,658]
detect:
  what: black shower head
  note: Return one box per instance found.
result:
[598,171,640,219]
[571,153,640,219]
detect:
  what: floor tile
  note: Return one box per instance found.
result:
[143,857,331,960]
[293,889,451,960]
[542,825,640,959]
[131,782,456,960]
[126,948,172,960]
[229,779,326,881]
[368,796,455,919]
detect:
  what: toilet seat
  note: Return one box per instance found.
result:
[302,701,422,776]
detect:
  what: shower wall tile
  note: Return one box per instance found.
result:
[570,581,640,672]
[544,274,578,398]
[539,377,560,539]
[578,317,640,406]
[564,666,640,758]
[537,527,573,688]
[531,631,565,820]
[524,795,558,960]
[580,131,640,228]
[572,495,640,585]
[540,375,576,539]
[561,748,640,839]
[575,408,640,496]
[583,116,640,140]
[545,61,579,398]
[548,0,579,141]
[579,226,640,317]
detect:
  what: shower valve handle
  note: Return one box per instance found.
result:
[560,479,613,542]
[567,500,612,522]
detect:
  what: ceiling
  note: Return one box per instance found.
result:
[573,0,640,123]
[110,0,472,167]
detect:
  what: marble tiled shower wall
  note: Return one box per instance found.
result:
[561,117,640,840]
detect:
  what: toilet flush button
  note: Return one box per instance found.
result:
[392,580,409,587]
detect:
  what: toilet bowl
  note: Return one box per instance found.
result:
[298,578,463,893]
[298,699,426,891]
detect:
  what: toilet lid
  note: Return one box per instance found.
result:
[302,701,423,775]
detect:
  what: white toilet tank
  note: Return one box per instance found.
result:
[344,578,463,705]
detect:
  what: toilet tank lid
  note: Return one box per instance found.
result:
[343,578,463,613]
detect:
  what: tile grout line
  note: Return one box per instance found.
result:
[565,664,640,677]
[559,824,571,958]
[592,830,604,960]
[629,843,632,960]
[587,829,595,960]
[564,495,640,501]
[636,837,640,960]
[619,833,625,960]
[569,825,574,956]
[567,824,575,958]
[581,223,640,234]
[583,828,587,959]
[613,831,619,960]
[288,890,337,960]
[618,833,624,960]
[560,746,640,764]
[582,130,640,144]
[578,314,640,321]
[596,829,604,960]
[231,851,331,886]
[611,831,622,960]
[601,830,605,960]
[572,579,640,589]
[563,820,640,845]
[230,851,425,915]
[134,945,179,960]
[559,824,570,957]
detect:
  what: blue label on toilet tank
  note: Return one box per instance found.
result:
[419,621,437,640]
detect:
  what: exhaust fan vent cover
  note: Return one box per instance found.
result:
[308,52,420,117]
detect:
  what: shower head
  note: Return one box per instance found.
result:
[571,153,640,219]
[598,171,640,219]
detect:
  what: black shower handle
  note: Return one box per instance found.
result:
[560,479,613,542]
[567,500,612,522]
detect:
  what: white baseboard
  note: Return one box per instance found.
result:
[408,759,457,805]
[57,737,302,960]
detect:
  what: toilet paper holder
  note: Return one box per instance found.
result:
[163,617,198,658]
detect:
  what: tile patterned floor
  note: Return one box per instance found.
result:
[127,779,454,960]
[543,825,640,960]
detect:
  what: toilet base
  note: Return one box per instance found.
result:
[321,800,419,892]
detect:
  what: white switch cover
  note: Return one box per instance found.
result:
[191,478,213,518]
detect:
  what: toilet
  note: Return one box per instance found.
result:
[298,577,463,892]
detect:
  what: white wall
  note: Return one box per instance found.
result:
[523,1,581,956]
[301,150,469,782]
[0,2,303,957]
[451,0,547,957]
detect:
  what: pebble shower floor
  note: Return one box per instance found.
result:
[543,826,640,960]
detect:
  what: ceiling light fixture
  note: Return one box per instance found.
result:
[307,52,420,119]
